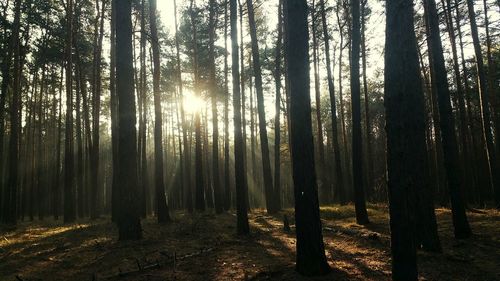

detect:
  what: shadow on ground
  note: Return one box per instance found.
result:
[0,205,499,280]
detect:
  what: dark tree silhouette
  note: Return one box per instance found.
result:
[286,0,330,276]
[115,0,142,240]
[423,0,472,239]
[350,0,370,225]
[230,0,249,235]
[150,0,171,223]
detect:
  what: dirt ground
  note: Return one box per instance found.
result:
[1,204,499,281]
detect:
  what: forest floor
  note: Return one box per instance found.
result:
[0,204,499,281]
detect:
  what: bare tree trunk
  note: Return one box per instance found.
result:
[350,0,370,225]
[385,0,422,276]
[223,0,231,211]
[208,0,223,214]
[246,0,275,213]
[110,0,119,222]
[424,0,471,240]
[90,0,106,220]
[149,0,170,222]
[190,0,205,212]
[63,0,76,224]
[273,0,283,212]
[231,0,249,234]
[466,0,500,208]
[115,0,142,240]
[311,0,329,202]
[361,0,374,198]
[320,0,344,204]
[335,3,350,201]
[286,0,330,275]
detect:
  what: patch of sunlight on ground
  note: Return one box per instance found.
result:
[0,223,91,248]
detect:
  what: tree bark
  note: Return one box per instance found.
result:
[230,0,249,234]
[246,0,275,214]
[115,0,142,240]
[150,0,170,223]
[286,0,330,276]
[63,0,76,224]
[274,0,283,212]
[320,0,345,204]
[350,0,370,225]
[209,0,223,214]
[465,0,500,208]
[384,0,423,277]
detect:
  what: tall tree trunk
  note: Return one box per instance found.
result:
[3,0,21,225]
[139,0,148,218]
[274,0,283,212]
[311,1,329,202]
[320,0,345,204]
[424,0,471,240]
[209,0,223,214]
[441,0,476,203]
[335,2,350,200]
[149,0,170,222]
[230,0,249,234]
[223,0,231,211]
[361,0,374,198]
[53,68,64,220]
[110,0,119,222]
[63,0,76,224]
[191,0,205,212]
[350,0,370,225]
[0,2,15,220]
[384,0,422,277]
[246,0,275,213]
[115,0,142,240]
[466,0,500,208]
[173,0,192,213]
[482,0,500,207]
[286,0,330,275]
[238,0,249,206]
[90,0,106,220]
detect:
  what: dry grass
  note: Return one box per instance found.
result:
[0,205,499,281]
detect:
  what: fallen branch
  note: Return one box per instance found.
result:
[100,247,215,280]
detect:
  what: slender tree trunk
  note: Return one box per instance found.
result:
[286,0,330,275]
[466,0,500,208]
[335,4,350,201]
[173,0,192,213]
[0,2,15,220]
[361,0,374,198]
[223,0,231,211]
[424,0,472,240]
[441,0,476,202]
[90,0,106,220]
[351,0,370,225]
[320,0,344,204]
[246,0,275,213]
[115,0,142,240]
[208,0,223,214]
[238,0,249,207]
[274,0,283,211]
[75,59,84,219]
[482,0,500,207]
[53,68,64,220]
[230,0,249,234]
[63,0,76,224]
[190,0,205,212]
[149,0,170,222]
[110,0,119,222]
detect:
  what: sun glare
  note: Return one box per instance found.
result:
[183,91,205,115]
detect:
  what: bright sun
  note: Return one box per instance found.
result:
[183,90,205,115]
